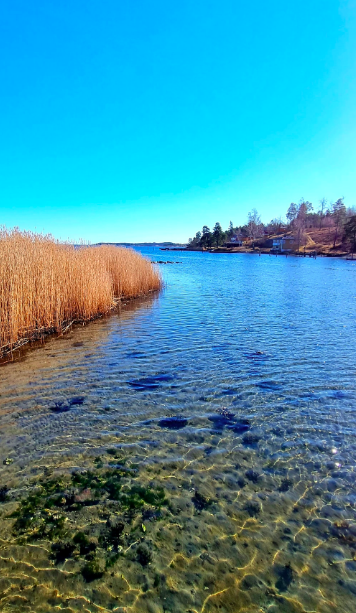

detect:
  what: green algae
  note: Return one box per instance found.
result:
[136,543,152,566]
[81,558,105,582]
[8,459,169,582]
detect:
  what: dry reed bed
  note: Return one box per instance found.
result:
[0,228,161,357]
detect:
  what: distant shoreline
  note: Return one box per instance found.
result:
[92,242,186,248]
[162,246,354,259]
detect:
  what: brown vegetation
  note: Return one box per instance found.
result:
[189,225,351,256]
[0,228,161,357]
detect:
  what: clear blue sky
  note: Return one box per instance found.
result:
[1,1,355,243]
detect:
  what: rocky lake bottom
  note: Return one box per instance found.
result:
[0,251,356,613]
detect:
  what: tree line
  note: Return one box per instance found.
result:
[188,198,356,252]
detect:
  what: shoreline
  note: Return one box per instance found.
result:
[0,290,160,366]
[161,247,356,261]
[163,246,353,259]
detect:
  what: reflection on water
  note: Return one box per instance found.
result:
[0,251,356,613]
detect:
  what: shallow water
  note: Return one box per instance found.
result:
[0,250,356,613]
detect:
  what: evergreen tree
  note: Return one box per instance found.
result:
[201,226,212,248]
[344,215,356,255]
[213,222,224,247]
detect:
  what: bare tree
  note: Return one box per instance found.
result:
[247,209,263,240]
[318,197,327,229]
[332,198,346,247]
[267,217,284,234]
[293,200,313,251]
[286,203,298,225]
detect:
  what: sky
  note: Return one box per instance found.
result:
[1,1,355,243]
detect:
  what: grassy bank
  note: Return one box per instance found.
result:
[0,228,161,357]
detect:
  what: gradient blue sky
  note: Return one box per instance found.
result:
[1,1,355,243]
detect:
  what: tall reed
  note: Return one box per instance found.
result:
[0,228,161,356]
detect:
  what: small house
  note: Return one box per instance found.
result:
[227,234,243,246]
[272,236,296,252]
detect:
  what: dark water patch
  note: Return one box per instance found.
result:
[159,416,188,430]
[51,540,76,563]
[275,563,294,592]
[205,446,215,455]
[242,432,261,446]
[72,342,84,347]
[142,508,163,522]
[227,422,250,434]
[245,469,260,483]
[244,500,261,517]
[271,427,284,437]
[220,388,238,396]
[136,543,152,566]
[100,517,125,550]
[192,491,212,511]
[126,352,145,359]
[208,414,233,429]
[278,478,293,492]
[0,486,9,502]
[256,380,281,391]
[208,411,250,435]
[245,351,269,361]
[128,374,175,391]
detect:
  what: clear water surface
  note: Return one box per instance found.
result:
[0,249,356,613]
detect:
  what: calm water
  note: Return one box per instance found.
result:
[0,250,356,613]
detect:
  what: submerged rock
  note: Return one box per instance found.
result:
[244,500,261,517]
[50,396,86,412]
[159,416,188,430]
[192,491,212,511]
[50,401,71,413]
[245,469,260,483]
[279,478,293,492]
[128,374,174,391]
[0,486,9,502]
[242,432,260,445]
[69,396,85,406]
[275,563,294,592]
[51,540,76,563]
[208,411,250,434]
[136,543,152,566]
[228,422,250,434]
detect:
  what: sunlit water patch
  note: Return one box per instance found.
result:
[0,252,356,613]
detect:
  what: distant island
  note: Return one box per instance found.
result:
[92,242,186,248]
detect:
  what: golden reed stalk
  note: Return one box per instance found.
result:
[0,228,161,357]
